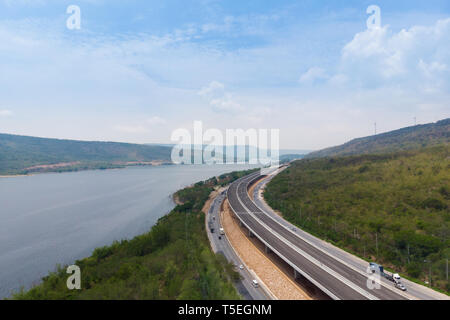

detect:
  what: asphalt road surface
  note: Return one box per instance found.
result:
[205,189,271,300]
[227,171,410,300]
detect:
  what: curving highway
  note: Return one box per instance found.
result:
[227,171,409,300]
[205,189,271,300]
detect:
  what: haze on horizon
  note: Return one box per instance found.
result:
[0,0,449,150]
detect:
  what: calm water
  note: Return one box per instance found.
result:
[0,164,256,298]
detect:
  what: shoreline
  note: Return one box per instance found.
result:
[0,162,175,178]
[0,174,32,178]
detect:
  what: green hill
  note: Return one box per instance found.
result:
[0,133,173,175]
[306,118,450,158]
[265,145,450,294]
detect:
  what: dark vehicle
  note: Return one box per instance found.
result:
[369,262,406,290]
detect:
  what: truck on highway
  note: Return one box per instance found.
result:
[369,262,407,291]
[208,221,214,233]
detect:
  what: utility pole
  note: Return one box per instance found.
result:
[446,258,448,281]
[429,264,432,287]
[375,232,378,256]
[374,122,377,135]
[424,260,432,287]
[407,243,410,264]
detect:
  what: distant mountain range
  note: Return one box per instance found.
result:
[2,118,447,175]
[0,133,311,175]
[0,134,173,175]
[148,143,311,157]
[306,118,450,158]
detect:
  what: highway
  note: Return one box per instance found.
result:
[227,171,410,300]
[205,189,271,300]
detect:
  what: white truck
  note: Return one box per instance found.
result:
[369,263,407,291]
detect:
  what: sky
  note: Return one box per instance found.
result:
[0,0,449,150]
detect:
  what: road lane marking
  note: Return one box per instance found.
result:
[224,200,311,300]
[230,175,380,300]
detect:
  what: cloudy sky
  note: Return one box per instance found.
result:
[0,0,449,149]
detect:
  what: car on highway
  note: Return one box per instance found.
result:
[239,265,244,270]
[395,282,407,291]
[252,280,259,288]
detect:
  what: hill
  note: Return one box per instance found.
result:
[0,133,173,175]
[280,154,306,163]
[265,145,450,293]
[306,118,450,158]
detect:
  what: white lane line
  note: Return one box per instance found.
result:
[228,194,340,300]
[231,177,379,300]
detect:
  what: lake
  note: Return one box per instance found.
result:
[0,164,256,298]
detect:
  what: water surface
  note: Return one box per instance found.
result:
[0,164,256,298]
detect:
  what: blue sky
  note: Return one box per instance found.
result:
[0,0,449,149]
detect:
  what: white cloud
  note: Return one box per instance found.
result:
[209,95,242,113]
[0,109,13,117]
[199,81,243,114]
[198,81,225,98]
[290,17,450,149]
[418,60,449,78]
[339,18,450,91]
[299,67,328,84]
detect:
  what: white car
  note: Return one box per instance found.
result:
[239,265,244,270]
[395,282,407,291]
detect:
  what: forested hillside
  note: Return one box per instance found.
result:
[265,145,450,293]
[0,133,172,175]
[307,118,449,158]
